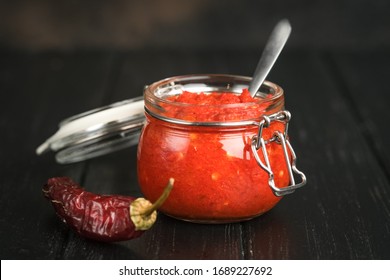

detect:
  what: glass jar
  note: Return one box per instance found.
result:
[137,74,306,223]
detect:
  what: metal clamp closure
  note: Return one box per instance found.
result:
[251,110,306,196]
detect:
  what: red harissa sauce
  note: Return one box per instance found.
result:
[137,89,290,222]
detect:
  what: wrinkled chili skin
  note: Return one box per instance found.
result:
[43,177,144,242]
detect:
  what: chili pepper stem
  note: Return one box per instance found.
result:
[130,178,174,231]
[139,178,174,217]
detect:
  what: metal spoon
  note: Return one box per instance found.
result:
[248,19,292,97]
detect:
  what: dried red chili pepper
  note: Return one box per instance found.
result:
[43,177,174,242]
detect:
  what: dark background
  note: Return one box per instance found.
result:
[1,0,390,260]
[1,0,389,51]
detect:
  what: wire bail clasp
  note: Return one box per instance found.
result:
[251,110,306,196]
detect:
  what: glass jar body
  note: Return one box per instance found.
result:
[137,74,290,223]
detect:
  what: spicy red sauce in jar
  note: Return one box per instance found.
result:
[137,74,295,223]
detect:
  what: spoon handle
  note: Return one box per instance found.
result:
[248,19,292,97]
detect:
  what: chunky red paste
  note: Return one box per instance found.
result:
[162,89,273,122]
[137,89,289,222]
[170,88,255,104]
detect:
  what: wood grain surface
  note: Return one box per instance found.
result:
[1,49,389,259]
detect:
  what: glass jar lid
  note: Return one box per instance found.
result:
[36,96,145,164]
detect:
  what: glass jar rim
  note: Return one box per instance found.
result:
[145,74,284,108]
[144,74,284,126]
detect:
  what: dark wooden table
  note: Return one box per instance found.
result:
[1,48,389,260]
